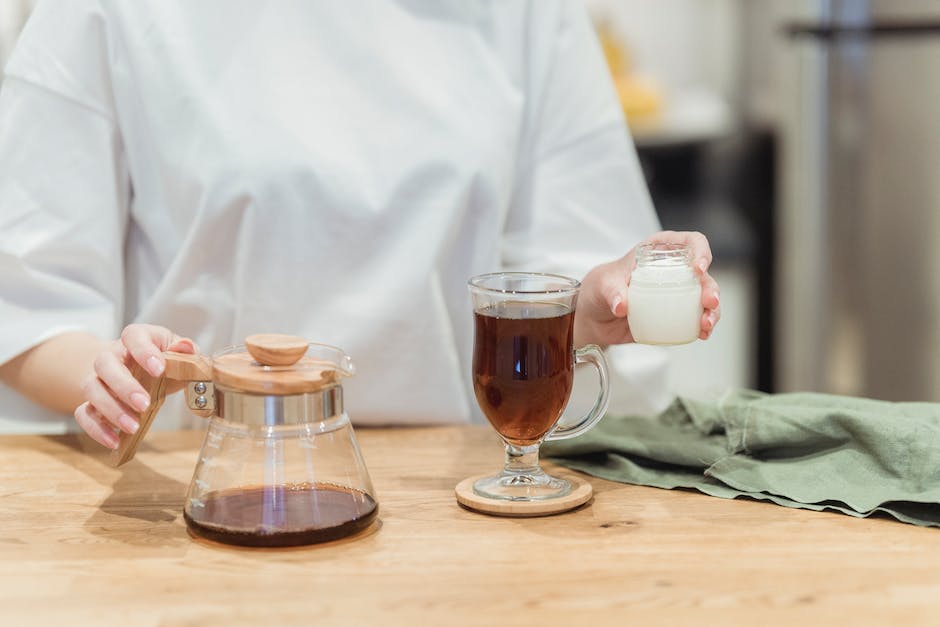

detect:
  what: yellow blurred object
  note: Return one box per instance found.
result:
[596,21,662,126]
[614,74,662,122]
[598,22,628,77]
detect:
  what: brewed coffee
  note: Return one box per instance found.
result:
[184,482,378,547]
[472,301,574,446]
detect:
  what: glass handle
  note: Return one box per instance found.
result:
[546,344,610,442]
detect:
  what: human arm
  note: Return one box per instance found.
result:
[0,326,196,449]
[0,2,163,446]
[0,332,107,416]
[71,325,195,449]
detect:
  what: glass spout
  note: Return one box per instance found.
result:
[305,343,356,378]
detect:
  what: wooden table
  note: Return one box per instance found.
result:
[1,426,939,626]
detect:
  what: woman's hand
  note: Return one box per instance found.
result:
[74,324,196,449]
[574,231,721,347]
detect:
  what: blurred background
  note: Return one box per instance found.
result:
[585,0,940,403]
[2,0,939,403]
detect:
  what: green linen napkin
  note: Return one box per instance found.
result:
[543,389,940,527]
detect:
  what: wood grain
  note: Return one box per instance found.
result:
[454,473,593,516]
[212,352,338,395]
[1,426,939,627]
[112,353,213,467]
[164,352,213,381]
[244,334,308,366]
[109,361,168,468]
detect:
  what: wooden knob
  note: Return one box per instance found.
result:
[245,334,308,366]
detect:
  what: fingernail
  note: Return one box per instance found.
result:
[130,392,150,412]
[146,356,164,377]
[119,414,139,434]
[611,295,623,316]
[699,261,708,273]
[103,431,120,450]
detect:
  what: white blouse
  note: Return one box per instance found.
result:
[0,0,668,432]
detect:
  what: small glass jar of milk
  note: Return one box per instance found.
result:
[627,243,703,345]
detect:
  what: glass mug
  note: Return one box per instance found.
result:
[468,272,610,501]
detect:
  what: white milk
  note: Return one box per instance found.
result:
[627,245,703,345]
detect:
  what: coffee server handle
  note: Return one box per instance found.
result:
[545,344,610,442]
[110,352,213,467]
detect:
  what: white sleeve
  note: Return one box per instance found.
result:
[505,1,672,418]
[0,0,129,365]
[503,0,660,279]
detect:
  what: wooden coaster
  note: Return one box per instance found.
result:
[455,474,593,517]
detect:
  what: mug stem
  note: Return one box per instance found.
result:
[472,441,572,501]
[503,443,541,476]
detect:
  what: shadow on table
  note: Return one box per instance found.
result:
[355,424,501,494]
[41,434,190,549]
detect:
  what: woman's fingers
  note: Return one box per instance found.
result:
[121,324,175,377]
[81,373,140,435]
[94,346,151,416]
[74,402,120,449]
[646,230,713,274]
[586,258,632,319]
[73,324,197,451]
[121,324,195,377]
[701,272,720,310]
[603,271,629,318]
[168,337,196,354]
[699,304,721,340]
[698,271,721,339]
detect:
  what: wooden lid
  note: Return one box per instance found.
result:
[213,334,344,395]
[245,334,308,366]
